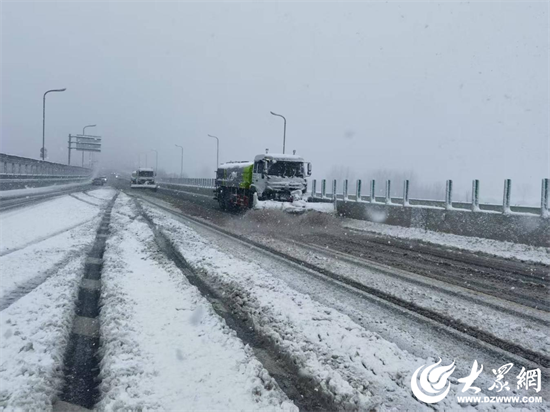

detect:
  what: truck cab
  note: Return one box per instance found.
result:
[251,154,312,201]
[131,167,158,190]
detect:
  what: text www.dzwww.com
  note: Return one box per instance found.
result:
[457,396,543,404]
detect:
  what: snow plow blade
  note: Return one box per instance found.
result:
[131,184,158,191]
[252,192,335,214]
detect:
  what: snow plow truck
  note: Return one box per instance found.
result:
[131,167,158,191]
[214,153,312,210]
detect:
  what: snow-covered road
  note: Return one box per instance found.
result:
[345,220,550,265]
[0,188,546,411]
[98,194,295,411]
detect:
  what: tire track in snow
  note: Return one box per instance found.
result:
[69,193,100,206]
[132,197,330,412]
[0,248,85,311]
[54,193,119,411]
[284,238,548,325]
[0,217,97,257]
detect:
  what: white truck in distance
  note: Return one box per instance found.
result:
[131,168,158,191]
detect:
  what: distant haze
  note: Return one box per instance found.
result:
[1,1,548,205]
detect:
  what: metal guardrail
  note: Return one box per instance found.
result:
[158,176,550,218]
[157,177,216,188]
[311,178,550,217]
[0,153,90,177]
[1,174,90,180]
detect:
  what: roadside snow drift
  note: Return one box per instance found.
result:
[98,194,296,411]
[253,191,335,214]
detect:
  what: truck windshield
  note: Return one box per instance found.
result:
[267,161,304,178]
[139,171,154,177]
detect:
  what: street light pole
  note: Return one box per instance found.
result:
[82,124,96,167]
[208,134,219,169]
[42,88,67,160]
[175,144,183,179]
[151,149,158,175]
[82,124,96,135]
[270,111,287,154]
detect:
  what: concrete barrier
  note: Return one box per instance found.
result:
[0,153,90,176]
[337,200,549,247]
[308,177,550,247]
[0,153,91,190]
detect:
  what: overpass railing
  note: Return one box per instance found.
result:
[157,177,215,188]
[157,175,549,218]
[0,153,91,177]
[310,178,549,217]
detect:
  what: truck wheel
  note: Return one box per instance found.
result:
[247,188,256,209]
[218,194,226,210]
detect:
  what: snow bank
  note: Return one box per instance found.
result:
[344,219,550,265]
[98,194,295,411]
[254,200,335,214]
[254,192,335,214]
[0,255,86,411]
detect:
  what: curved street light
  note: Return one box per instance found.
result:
[175,144,183,179]
[208,134,219,168]
[42,88,67,160]
[270,111,287,154]
[83,124,96,135]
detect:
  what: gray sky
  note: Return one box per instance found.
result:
[1,1,548,203]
